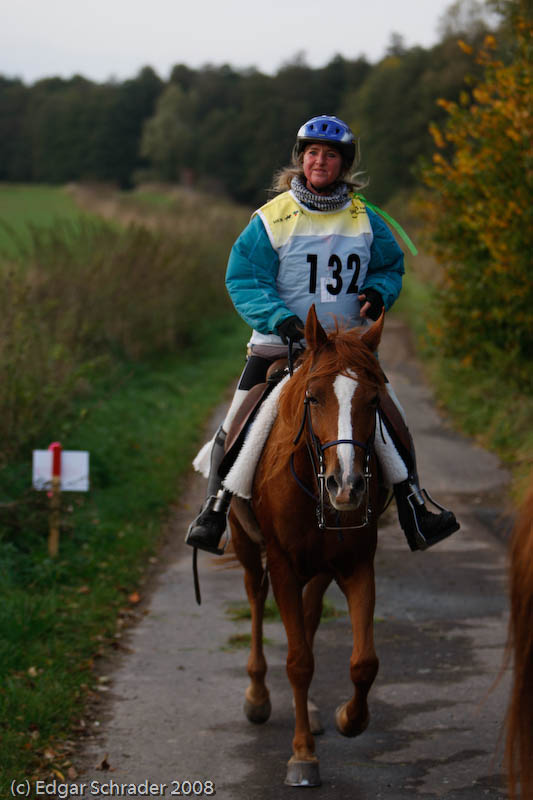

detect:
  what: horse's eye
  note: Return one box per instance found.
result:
[369,394,379,407]
[306,392,319,405]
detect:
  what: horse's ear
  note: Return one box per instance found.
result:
[360,309,385,353]
[305,305,328,351]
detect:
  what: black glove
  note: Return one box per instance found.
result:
[359,288,384,321]
[276,315,304,345]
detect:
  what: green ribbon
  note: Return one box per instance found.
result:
[355,193,418,256]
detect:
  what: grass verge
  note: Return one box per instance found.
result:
[0,313,248,794]
[395,272,532,502]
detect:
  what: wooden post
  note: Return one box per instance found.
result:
[48,442,62,557]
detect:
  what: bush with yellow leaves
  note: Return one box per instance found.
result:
[421,18,532,387]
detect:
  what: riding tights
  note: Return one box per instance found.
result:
[220,354,273,432]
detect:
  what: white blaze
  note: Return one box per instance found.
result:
[333,373,358,485]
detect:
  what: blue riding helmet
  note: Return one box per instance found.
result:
[296,115,356,167]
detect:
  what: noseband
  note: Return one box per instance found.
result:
[291,390,376,531]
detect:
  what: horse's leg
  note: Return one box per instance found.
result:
[299,573,333,735]
[335,559,379,737]
[268,547,321,787]
[243,559,271,723]
[230,511,271,724]
[303,573,333,650]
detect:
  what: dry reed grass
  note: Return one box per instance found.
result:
[0,185,250,461]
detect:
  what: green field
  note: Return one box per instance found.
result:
[0,184,87,254]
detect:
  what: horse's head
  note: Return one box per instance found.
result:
[303,305,385,511]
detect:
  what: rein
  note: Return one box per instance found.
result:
[291,390,376,531]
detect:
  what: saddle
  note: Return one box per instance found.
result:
[218,349,416,487]
[218,352,291,481]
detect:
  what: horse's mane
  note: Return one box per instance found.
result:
[505,479,533,800]
[257,325,385,492]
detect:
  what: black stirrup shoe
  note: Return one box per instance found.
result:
[394,479,460,551]
[185,490,232,555]
[186,424,230,555]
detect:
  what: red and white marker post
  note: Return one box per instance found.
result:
[32,443,89,556]
[48,441,62,557]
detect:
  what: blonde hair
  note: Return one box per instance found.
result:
[271,142,368,194]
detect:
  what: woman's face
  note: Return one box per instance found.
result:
[302,143,343,192]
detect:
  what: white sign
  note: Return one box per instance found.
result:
[32,450,90,492]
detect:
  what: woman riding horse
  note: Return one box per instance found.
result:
[186,114,459,554]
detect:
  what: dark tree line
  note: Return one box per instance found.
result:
[0,67,163,188]
[0,11,501,206]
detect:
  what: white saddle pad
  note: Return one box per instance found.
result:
[192,373,291,500]
[192,374,407,499]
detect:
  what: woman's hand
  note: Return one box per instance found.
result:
[358,288,384,321]
[276,315,305,344]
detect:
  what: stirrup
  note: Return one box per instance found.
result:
[185,492,230,555]
[404,487,459,551]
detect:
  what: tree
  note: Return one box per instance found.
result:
[421,16,532,383]
[340,39,484,203]
[140,84,196,182]
[104,66,164,187]
[437,0,496,39]
[0,77,31,180]
[26,76,103,182]
[9,69,162,186]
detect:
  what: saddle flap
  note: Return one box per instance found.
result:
[218,381,275,481]
[224,382,271,455]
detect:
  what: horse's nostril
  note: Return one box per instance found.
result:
[326,475,339,495]
[354,474,365,495]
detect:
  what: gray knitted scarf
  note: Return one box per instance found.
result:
[291,175,351,211]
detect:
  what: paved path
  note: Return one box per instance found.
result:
[77,317,512,800]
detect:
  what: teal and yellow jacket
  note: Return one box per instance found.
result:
[225,191,405,345]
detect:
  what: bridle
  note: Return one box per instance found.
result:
[290,387,377,531]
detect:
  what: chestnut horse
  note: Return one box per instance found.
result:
[229,305,388,787]
[505,480,533,800]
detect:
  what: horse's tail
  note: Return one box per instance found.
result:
[505,478,533,800]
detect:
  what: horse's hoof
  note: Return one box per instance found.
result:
[244,697,271,724]
[334,703,369,738]
[284,758,321,787]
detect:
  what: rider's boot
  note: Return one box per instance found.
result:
[185,426,232,555]
[394,477,460,551]
[378,387,460,551]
